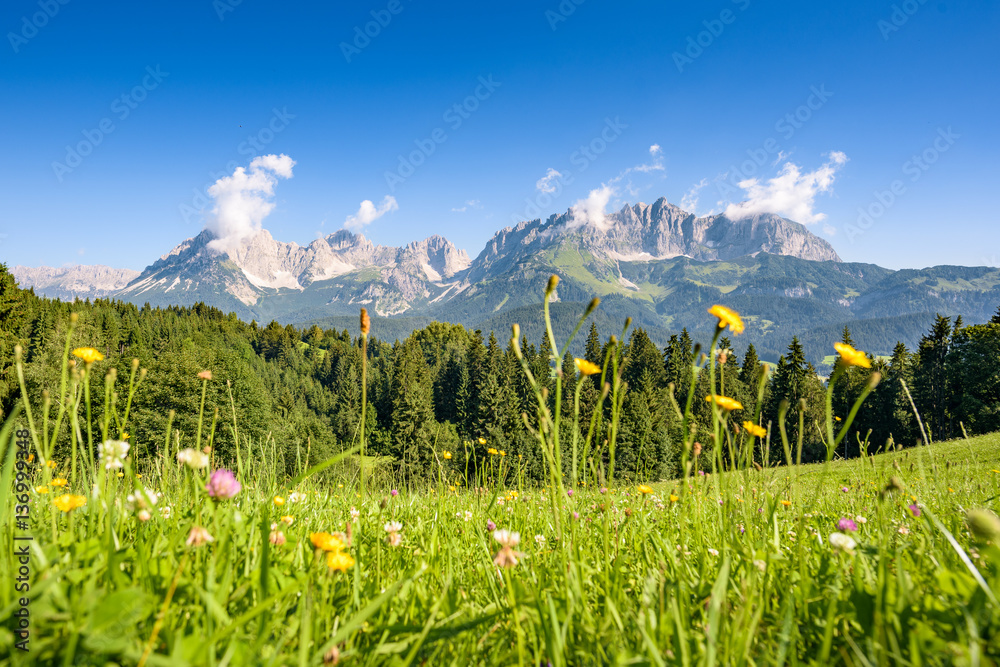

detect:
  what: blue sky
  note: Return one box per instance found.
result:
[1,0,997,271]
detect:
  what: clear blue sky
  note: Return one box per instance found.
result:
[1,0,997,271]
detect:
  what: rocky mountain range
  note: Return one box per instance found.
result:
[10,265,140,300]
[10,197,1000,364]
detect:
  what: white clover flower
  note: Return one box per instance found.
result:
[177,448,209,469]
[350,507,360,520]
[856,515,867,524]
[829,532,857,553]
[534,534,546,545]
[384,521,403,534]
[493,529,520,547]
[708,548,719,556]
[288,492,306,503]
[126,487,160,511]
[99,440,130,469]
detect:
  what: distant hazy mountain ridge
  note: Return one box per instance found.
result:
[11,265,140,300]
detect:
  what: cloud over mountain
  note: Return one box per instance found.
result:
[206,154,296,254]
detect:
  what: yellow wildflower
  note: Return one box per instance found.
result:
[742,421,767,438]
[708,305,744,335]
[51,478,68,488]
[273,496,286,506]
[478,437,487,445]
[326,550,355,572]
[46,460,57,469]
[72,347,104,364]
[706,395,743,412]
[499,450,506,457]
[487,448,498,455]
[35,486,49,494]
[310,532,345,552]
[280,515,294,526]
[833,342,871,369]
[53,494,86,512]
[442,450,452,460]
[574,358,601,376]
[669,494,679,502]
[638,485,654,495]
[781,500,791,507]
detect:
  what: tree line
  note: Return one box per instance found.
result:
[2,263,998,485]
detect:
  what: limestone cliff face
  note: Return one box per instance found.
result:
[11,264,140,299]
[468,197,839,278]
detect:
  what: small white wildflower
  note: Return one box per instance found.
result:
[752,559,766,572]
[384,521,403,534]
[708,548,719,556]
[99,440,130,469]
[177,448,209,469]
[534,534,546,545]
[855,515,867,524]
[493,529,520,547]
[350,507,360,520]
[829,532,857,553]
[288,491,306,503]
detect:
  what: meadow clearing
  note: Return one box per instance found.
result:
[2,279,1000,666]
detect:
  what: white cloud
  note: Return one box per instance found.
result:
[723,151,848,224]
[344,195,398,231]
[632,145,665,174]
[680,178,708,214]
[536,168,564,194]
[206,154,296,254]
[451,199,481,213]
[568,184,616,232]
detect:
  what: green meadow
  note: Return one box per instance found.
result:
[3,278,1000,666]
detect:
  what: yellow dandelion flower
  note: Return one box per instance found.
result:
[51,478,68,488]
[310,532,345,552]
[46,460,57,469]
[53,494,87,512]
[574,358,601,376]
[833,342,871,369]
[449,485,456,492]
[706,395,743,412]
[781,500,791,507]
[273,496,286,506]
[638,485,654,495]
[72,347,104,364]
[326,550,355,572]
[487,448,498,455]
[742,421,767,438]
[478,437,487,445]
[708,305,744,335]
[669,494,679,502]
[499,450,506,457]
[281,515,294,525]
[442,451,452,460]
[35,486,49,494]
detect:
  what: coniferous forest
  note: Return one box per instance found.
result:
[3,262,999,486]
